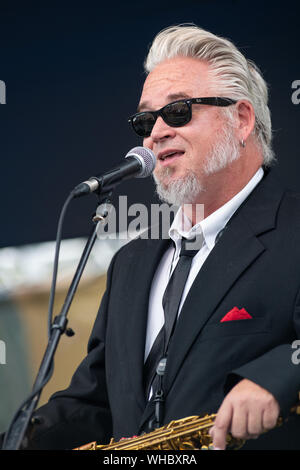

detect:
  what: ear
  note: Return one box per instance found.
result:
[236,100,256,143]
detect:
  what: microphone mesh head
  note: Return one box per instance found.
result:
[125,146,156,178]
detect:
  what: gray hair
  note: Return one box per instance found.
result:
[144,25,275,166]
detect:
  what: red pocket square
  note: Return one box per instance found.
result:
[220,307,252,322]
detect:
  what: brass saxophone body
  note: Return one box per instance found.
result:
[74,394,300,450]
[74,414,245,450]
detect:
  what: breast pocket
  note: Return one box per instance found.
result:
[199,317,271,342]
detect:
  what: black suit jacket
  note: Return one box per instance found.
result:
[24,169,300,449]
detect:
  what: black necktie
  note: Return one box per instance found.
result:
[143,235,202,399]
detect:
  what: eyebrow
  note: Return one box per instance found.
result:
[137,92,192,113]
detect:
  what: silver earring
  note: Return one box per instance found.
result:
[241,139,246,148]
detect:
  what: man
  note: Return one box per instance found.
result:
[8,25,300,450]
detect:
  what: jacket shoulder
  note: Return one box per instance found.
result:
[279,188,300,222]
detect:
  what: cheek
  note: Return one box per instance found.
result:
[187,125,217,154]
[143,138,153,150]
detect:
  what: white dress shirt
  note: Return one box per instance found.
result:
[144,167,264,363]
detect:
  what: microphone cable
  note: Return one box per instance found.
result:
[47,191,76,338]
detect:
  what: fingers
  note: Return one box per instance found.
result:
[246,407,263,437]
[262,403,280,431]
[209,379,280,450]
[209,401,233,450]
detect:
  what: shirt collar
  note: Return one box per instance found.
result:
[169,167,264,251]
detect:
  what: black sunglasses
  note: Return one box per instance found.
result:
[128,97,237,138]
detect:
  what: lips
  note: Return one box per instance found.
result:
[157,149,185,164]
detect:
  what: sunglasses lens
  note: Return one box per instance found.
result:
[130,101,191,137]
[163,101,190,126]
[132,113,156,137]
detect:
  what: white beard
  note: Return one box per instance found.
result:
[203,123,240,176]
[153,169,201,207]
[153,124,240,206]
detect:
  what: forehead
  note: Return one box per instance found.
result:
[139,56,213,111]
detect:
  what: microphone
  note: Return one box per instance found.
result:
[72,146,156,198]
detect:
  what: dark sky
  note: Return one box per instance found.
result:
[1,0,299,247]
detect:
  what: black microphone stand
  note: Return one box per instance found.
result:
[2,190,113,450]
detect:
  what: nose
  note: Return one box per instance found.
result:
[147,116,176,144]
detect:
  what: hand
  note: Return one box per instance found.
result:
[209,378,280,450]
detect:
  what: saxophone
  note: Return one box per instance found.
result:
[74,400,300,451]
[73,414,247,450]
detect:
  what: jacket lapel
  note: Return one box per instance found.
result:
[123,236,171,411]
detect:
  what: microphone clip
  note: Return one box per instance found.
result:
[152,357,167,430]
